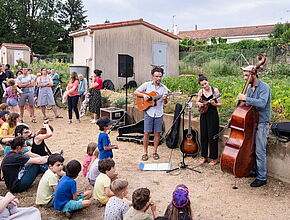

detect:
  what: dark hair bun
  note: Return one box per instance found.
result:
[198,74,208,83]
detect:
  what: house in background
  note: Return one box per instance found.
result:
[178,24,275,44]
[69,19,179,88]
[0,43,31,65]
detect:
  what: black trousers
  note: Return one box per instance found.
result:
[200,107,219,159]
[67,95,80,119]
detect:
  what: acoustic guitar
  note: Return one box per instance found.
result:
[199,93,222,114]
[136,91,181,111]
[180,102,200,155]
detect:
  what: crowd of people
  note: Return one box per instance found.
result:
[0,64,103,125]
[0,62,271,219]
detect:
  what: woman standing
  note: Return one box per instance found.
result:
[195,74,222,166]
[66,72,80,124]
[89,69,103,124]
[37,68,62,120]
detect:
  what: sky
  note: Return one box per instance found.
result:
[82,0,290,32]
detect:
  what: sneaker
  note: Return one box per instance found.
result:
[90,119,98,124]
[250,179,267,187]
[80,113,85,117]
[68,120,72,124]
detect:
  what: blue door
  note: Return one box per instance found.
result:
[152,42,168,74]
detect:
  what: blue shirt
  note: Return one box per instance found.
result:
[136,81,169,117]
[246,80,271,123]
[16,74,36,93]
[51,73,60,86]
[54,176,76,211]
[78,78,88,96]
[98,133,113,159]
[4,140,31,156]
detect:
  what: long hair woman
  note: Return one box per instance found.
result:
[89,69,103,124]
[66,72,80,123]
[0,112,20,138]
[195,74,222,166]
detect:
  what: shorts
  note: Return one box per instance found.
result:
[19,93,34,106]
[7,98,18,107]
[61,194,84,212]
[144,112,163,133]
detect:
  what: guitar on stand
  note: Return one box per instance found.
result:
[180,101,200,157]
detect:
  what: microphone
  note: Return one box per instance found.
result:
[188,93,198,97]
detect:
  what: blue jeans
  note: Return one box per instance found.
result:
[255,122,269,181]
[16,164,47,193]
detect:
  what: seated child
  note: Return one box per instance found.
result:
[104,179,130,220]
[164,184,192,220]
[83,142,98,177]
[96,117,118,159]
[93,158,118,204]
[124,188,157,220]
[0,192,41,219]
[54,160,92,217]
[35,154,64,207]
[86,147,100,186]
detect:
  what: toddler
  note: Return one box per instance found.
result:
[83,142,98,177]
[86,147,100,186]
[104,179,130,220]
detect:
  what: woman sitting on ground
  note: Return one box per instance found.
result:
[31,120,55,156]
[0,113,19,138]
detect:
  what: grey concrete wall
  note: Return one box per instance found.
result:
[126,106,290,183]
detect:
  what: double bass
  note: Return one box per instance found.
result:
[220,54,266,178]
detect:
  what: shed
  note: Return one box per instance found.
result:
[0,43,31,65]
[69,19,180,88]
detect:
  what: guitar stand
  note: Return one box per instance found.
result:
[166,153,201,174]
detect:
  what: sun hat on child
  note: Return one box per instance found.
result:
[172,184,189,208]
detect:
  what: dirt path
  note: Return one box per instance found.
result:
[1,109,290,220]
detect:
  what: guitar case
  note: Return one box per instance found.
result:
[166,104,182,149]
[117,119,163,145]
[271,122,290,143]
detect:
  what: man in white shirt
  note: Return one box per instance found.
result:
[134,66,168,161]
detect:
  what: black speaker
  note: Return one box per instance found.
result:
[118,54,133,78]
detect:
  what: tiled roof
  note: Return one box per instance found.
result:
[0,43,30,49]
[71,19,179,40]
[178,24,275,40]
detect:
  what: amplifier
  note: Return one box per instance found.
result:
[100,107,125,123]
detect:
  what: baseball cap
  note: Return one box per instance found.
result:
[172,184,189,208]
[0,110,10,118]
[96,117,115,126]
[241,65,255,71]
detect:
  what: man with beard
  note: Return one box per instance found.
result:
[238,65,271,187]
[134,66,168,161]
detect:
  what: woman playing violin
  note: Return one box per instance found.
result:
[195,74,222,166]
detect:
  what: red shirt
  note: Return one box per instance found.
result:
[67,80,80,96]
[94,78,103,90]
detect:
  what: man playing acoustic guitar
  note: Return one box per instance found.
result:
[134,66,169,161]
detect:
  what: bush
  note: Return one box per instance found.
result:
[202,59,240,76]
[113,97,130,108]
[267,63,290,76]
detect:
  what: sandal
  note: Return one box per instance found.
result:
[199,158,208,164]
[153,153,160,160]
[141,154,149,161]
[31,119,37,123]
[209,159,219,166]
[55,115,63,118]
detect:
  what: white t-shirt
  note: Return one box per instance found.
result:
[86,158,100,181]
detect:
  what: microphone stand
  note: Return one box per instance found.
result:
[164,95,201,174]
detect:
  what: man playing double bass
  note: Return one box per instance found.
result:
[134,66,168,161]
[238,65,271,187]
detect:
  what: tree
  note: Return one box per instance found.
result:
[281,28,290,43]
[271,22,290,38]
[210,36,217,44]
[57,0,88,52]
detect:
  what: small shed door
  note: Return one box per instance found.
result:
[14,50,24,65]
[152,42,168,74]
